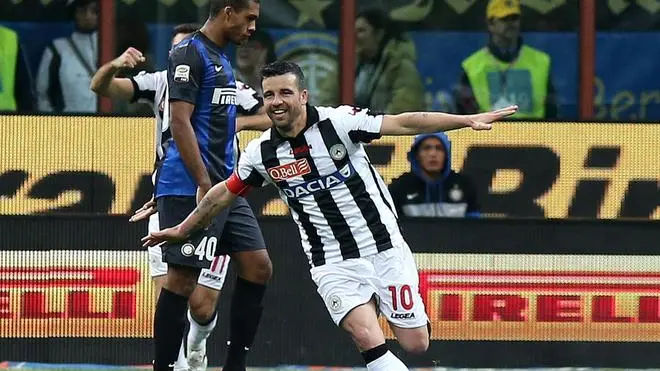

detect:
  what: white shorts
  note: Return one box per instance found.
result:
[310,242,428,329]
[148,212,230,291]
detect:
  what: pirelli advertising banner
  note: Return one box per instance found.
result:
[381,254,660,342]
[3,251,658,341]
[1,116,658,219]
[0,216,659,367]
[0,251,154,338]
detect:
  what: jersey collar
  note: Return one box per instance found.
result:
[270,104,319,146]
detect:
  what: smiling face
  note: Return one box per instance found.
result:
[262,73,308,132]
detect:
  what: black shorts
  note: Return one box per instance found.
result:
[157,196,266,269]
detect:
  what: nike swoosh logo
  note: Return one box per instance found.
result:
[214,65,223,72]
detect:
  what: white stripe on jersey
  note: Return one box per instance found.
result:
[131,71,263,183]
[131,70,169,161]
[235,105,404,267]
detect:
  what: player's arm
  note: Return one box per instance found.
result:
[379,105,519,135]
[90,47,145,100]
[168,44,212,193]
[170,100,212,191]
[142,142,266,247]
[141,181,238,246]
[237,110,271,132]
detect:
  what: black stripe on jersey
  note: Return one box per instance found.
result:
[129,78,156,104]
[317,120,392,252]
[243,168,266,187]
[348,130,382,144]
[260,140,326,266]
[290,132,360,260]
[366,161,398,221]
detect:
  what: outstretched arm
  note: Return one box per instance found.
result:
[379,105,518,135]
[142,181,239,247]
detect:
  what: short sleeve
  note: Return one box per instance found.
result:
[130,70,161,105]
[330,105,385,143]
[167,41,203,104]
[235,80,263,115]
[235,139,268,187]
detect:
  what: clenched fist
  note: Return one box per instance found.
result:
[111,47,146,69]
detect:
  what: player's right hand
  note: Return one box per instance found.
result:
[111,47,146,69]
[141,226,187,247]
[129,197,156,222]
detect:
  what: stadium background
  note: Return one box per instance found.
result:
[2,0,660,370]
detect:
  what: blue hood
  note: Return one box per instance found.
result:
[407,132,452,183]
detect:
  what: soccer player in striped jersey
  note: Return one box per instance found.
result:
[90,19,270,371]
[142,61,517,371]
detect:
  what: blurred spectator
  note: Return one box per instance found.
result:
[36,0,98,113]
[0,24,35,112]
[234,30,276,97]
[455,0,558,119]
[389,133,480,219]
[319,8,425,114]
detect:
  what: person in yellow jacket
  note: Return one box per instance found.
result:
[455,0,558,119]
[0,24,35,112]
[318,8,425,114]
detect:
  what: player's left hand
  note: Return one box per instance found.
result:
[467,105,518,130]
[141,226,187,247]
[129,197,156,222]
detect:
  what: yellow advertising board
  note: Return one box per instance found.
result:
[1,116,658,218]
[0,115,153,215]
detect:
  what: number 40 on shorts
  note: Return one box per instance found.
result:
[182,236,217,261]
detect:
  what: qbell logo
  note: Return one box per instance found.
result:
[267,158,311,181]
[0,267,140,319]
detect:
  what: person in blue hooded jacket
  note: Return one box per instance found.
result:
[389,132,480,218]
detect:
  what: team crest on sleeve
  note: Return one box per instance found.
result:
[329,144,347,160]
[174,64,190,82]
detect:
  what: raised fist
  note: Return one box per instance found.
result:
[111,47,146,69]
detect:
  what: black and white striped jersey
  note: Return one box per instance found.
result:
[234,105,404,267]
[130,70,262,178]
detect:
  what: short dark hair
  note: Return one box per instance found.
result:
[209,0,259,17]
[67,0,96,18]
[261,61,306,89]
[172,23,200,38]
[357,8,404,41]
